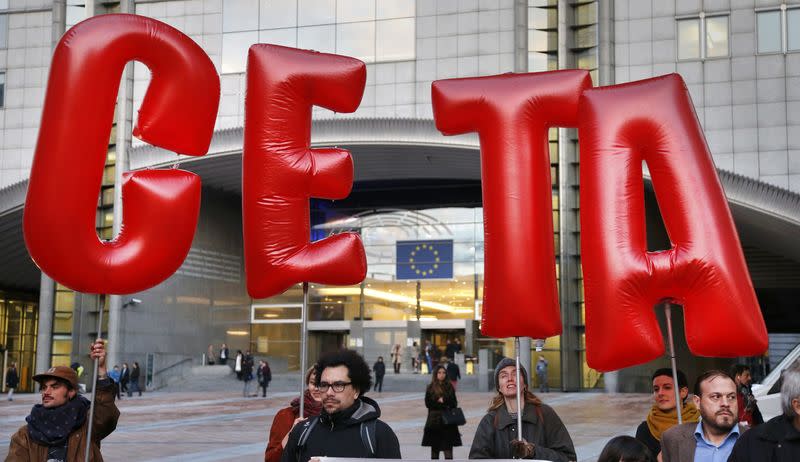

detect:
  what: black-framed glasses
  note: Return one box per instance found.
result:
[317,381,352,393]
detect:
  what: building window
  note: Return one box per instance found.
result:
[222,0,415,74]
[757,6,800,54]
[0,72,5,108]
[677,13,729,60]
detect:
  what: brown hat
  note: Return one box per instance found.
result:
[33,366,78,389]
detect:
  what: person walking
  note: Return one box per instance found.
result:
[128,361,142,397]
[257,359,272,398]
[444,357,461,390]
[6,362,18,401]
[219,343,229,366]
[422,364,462,459]
[412,341,420,374]
[120,362,130,396]
[206,344,216,365]
[536,355,549,393]
[391,344,402,374]
[265,366,323,462]
[108,365,122,400]
[5,339,119,461]
[373,356,386,393]
[469,357,576,461]
[235,350,244,380]
[424,340,433,374]
[242,350,255,397]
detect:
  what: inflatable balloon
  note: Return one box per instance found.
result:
[579,74,768,371]
[431,70,592,338]
[243,45,367,298]
[23,14,220,294]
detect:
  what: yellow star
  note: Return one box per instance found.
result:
[415,269,421,274]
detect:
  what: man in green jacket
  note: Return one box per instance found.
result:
[5,338,119,461]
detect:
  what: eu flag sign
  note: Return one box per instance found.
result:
[396,240,454,280]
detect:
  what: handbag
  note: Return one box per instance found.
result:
[441,407,466,426]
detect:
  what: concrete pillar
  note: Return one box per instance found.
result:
[514,0,528,72]
[35,274,55,374]
[598,0,615,85]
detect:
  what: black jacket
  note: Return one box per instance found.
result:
[5,367,18,388]
[469,402,576,461]
[280,396,401,462]
[728,414,800,462]
[446,362,461,381]
[373,361,386,378]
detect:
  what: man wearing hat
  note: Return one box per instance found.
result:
[469,357,576,461]
[6,338,120,461]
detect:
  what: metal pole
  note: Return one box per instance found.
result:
[515,336,523,441]
[84,294,104,462]
[665,304,682,425]
[299,282,309,418]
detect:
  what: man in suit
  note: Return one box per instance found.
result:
[660,370,744,462]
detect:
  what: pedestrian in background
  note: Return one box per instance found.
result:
[536,355,549,393]
[243,351,255,397]
[265,365,323,462]
[373,356,386,393]
[206,344,216,365]
[219,343,229,366]
[5,362,18,401]
[128,361,142,397]
[469,358,576,461]
[444,357,461,390]
[412,341,420,374]
[391,344,402,374]
[422,364,461,459]
[258,359,272,398]
[108,365,122,400]
[597,436,655,462]
[730,363,763,428]
[235,350,244,380]
[120,362,130,396]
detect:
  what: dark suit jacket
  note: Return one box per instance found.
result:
[660,422,746,462]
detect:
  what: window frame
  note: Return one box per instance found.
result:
[676,12,731,62]
[755,4,800,55]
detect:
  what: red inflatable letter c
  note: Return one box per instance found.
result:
[24,15,220,294]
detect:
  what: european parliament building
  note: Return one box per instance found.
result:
[1,0,800,393]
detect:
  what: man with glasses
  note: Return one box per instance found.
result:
[659,370,744,462]
[280,349,401,462]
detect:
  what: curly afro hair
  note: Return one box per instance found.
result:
[315,349,372,395]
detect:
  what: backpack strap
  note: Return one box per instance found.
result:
[360,420,378,457]
[295,416,320,459]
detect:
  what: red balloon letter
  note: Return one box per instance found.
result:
[579,74,768,371]
[243,45,367,298]
[432,70,592,338]
[23,14,220,294]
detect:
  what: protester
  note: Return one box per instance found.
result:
[730,363,763,427]
[206,344,216,365]
[536,355,549,393]
[120,362,130,396]
[128,361,142,397]
[660,370,742,462]
[219,343,229,366]
[597,435,655,462]
[469,358,576,461]
[6,338,119,460]
[6,362,18,401]
[422,364,462,459]
[373,356,386,393]
[258,359,272,398]
[280,349,401,461]
[444,357,461,390]
[728,363,800,461]
[391,344,402,374]
[243,351,255,397]
[265,365,323,462]
[108,365,122,400]
[634,368,699,457]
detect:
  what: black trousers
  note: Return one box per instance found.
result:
[374,375,384,392]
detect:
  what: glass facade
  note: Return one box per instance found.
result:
[0,295,38,392]
[222,0,415,73]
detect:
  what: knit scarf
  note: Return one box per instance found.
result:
[26,395,91,446]
[290,390,322,419]
[646,402,700,441]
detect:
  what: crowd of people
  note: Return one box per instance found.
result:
[6,338,800,462]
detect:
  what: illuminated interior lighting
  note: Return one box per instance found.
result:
[316,287,472,314]
[226,330,249,336]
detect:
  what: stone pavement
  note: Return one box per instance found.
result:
[0,390,651,461]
